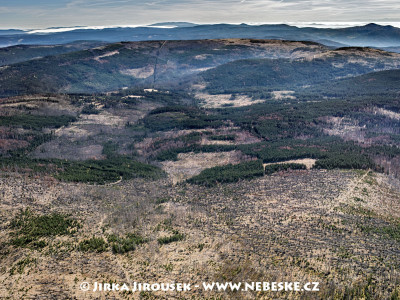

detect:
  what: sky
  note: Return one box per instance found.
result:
[1,0,400,29]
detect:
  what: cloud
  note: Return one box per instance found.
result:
[1,0,400,29]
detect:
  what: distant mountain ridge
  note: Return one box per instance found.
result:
[1,23,400,48]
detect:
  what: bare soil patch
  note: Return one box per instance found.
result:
[120,66,154,78]
[161,151,248,184]
[196,93,265,108]
[271,90,296,100]
[263,158,317,170]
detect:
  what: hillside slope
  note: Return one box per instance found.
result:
[0,41,104,66]
[0,39,328,97]
[2,40,400,97]
[199,47,400,93]
[307,69,400,97]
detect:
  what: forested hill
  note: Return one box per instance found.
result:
[1,39,400,98]
[199,47,400,94]
[0,39,327,97]
[306,69,400,97]
[0,41,105,66]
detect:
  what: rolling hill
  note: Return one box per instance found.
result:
[1,35,400,299]
[0,39,328,97]
[2,23,400,48]
[307,69,400,97]
[0,41,105,66]
[198,47,400,94]
[1,40,400,98]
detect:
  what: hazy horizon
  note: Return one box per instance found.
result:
[1,0,400,30]
[2,21,400,32]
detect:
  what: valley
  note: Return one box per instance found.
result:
[0,36,400,299]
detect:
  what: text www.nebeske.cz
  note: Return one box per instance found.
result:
[85,281,320,292]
